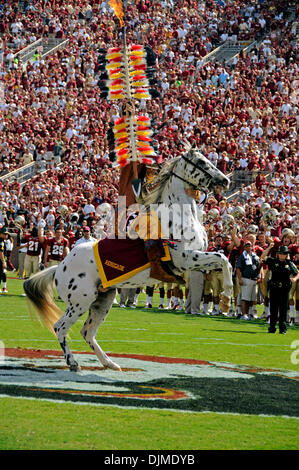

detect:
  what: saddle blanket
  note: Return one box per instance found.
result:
[93,237,171,288]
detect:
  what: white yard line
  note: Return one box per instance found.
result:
[0,394,298,419]
[2,337,290,351]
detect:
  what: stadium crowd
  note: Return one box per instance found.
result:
[0,0,298,329]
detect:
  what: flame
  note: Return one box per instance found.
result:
[108,0,124,27]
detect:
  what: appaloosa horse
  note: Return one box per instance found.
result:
[24,145,232,372]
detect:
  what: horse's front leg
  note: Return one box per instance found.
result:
[171,249,233,310]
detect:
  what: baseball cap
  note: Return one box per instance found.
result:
[278,245,289,254]
[83,226,90,232]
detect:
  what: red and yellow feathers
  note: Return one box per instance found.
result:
[103,45,152,100]
[112,115,156,166]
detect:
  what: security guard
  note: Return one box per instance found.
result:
[262,245,299,334]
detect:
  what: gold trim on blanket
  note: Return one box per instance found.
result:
[93,240,171,288]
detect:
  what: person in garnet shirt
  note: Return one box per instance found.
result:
[39,225,69,268]
[66,230,79,251]
[24,226,43,277]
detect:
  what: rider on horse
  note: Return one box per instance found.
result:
[118,102,183,285]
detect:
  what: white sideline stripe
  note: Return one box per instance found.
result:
[3,337,290,350]
[0,394,298,419]
[0,317,30,320]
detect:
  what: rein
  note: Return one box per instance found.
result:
[181,154,216,179]
[170,154,210,204]
[169,170,198,190]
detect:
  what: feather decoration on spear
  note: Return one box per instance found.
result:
[107,0,159,199]
[108,0,142,198]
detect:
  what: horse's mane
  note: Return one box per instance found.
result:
[141,142,195,207]
[141,156,180,207]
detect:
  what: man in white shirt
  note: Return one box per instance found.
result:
[239,124,250,134]
[251,123,263,139]
[161,0,174,8]
[177,26,187,39]
[6,51,15,69]
[270,139,283,156]
[275,175,285,188]
[259,16,266,29]
[280,102,292,116]
[208,150,218,166]
[83,199,95,219]
[42,200,56,218]
[74,226,97,246]
[38,84,49,95]
[220,32,228,42]
[161,78,169,94]
[66,125,78,141]
[0,206,6,226]
[45,209,55,228]
[239,157,248,169]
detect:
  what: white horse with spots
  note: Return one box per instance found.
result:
[24,145,233,372]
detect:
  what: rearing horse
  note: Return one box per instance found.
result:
[24,145,232,372]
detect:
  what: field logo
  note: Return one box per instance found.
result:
[0,341,4,366]
[291,340,299,365]
[0,348,298,417]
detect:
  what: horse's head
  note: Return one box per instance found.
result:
[176,145,230,194]
[142,145,230,208]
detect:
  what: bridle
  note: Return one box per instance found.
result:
[170,153,212,204]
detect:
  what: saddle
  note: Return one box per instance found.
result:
[93,237,182,289]
[127,210,184,285]
[144,240,185,285]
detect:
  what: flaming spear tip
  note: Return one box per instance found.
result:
[108,0,125,28]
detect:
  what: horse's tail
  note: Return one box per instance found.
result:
[23,266,62,334]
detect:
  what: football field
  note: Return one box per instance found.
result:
[0,275,298,450]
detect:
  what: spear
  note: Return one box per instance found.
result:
[108,0,142,199]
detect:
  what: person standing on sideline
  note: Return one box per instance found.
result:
[39,226,69,268]
[4,234,15,271]
[74,226,97,246]
[0,227,8,293]
[236,241,261,320]
[119,288,136,308]
[24,227,43,277]
[185,270,205,315]
[289,249,299,326]
[18,236,28,280]
[261,245,299,334]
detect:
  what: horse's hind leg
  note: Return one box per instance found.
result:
[80,289,121,371]
[54,304,85,371]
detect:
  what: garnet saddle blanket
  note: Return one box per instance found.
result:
[93,237,171,288]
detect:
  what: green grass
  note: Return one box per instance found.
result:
[0,275,298,450]
[1,276,298,370]
[1,398,298,450]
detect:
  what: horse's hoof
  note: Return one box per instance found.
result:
[220,293,230,313]
[98,286,109,293]
[104,362,122,371]
[69,364,81,372]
